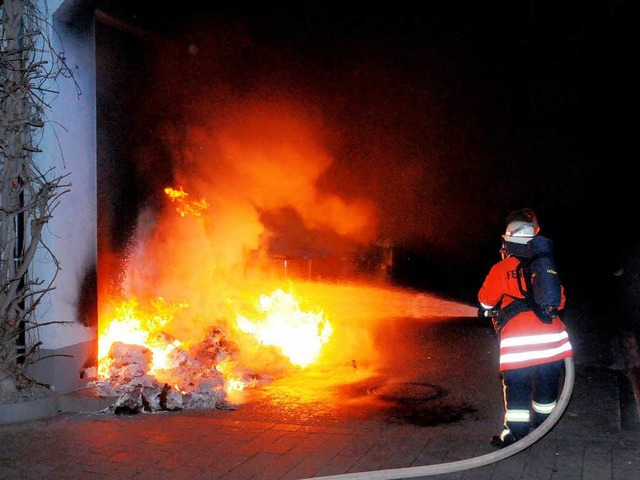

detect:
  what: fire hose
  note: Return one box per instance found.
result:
[301,356,575,480]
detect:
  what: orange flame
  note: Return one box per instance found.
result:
[216,359,252,393]
[164,186,209,217]
[98,298,186,377]
[236,289,333,367]
[98,286,333,399]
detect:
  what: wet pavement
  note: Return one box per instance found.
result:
[0,307,639,480]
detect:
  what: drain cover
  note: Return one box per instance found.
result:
[369,382,446,403]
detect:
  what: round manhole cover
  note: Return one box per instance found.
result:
[369,382,446,403]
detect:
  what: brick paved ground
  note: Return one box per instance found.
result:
[1,309,639,480]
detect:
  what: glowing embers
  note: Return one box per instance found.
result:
[236,289,333,368]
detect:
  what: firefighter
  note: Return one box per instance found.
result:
[477,208,574,448]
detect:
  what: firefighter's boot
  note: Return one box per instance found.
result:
[489,433,517,449]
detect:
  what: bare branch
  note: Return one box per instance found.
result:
[0,0,78,386]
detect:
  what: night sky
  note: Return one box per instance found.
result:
[96,1,633,313]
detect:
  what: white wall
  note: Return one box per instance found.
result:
[26,0,97,392]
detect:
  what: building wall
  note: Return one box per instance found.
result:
[25,0,98,393]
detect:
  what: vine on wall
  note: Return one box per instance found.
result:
[0,0,77,395]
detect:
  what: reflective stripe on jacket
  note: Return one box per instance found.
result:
[478,255,573,371]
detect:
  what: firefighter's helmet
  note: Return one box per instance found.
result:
[502,208,540,244]
[503,220,539,244]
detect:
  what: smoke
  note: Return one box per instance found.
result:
[118,86,381,354]
[177,97,378,246]
[128,14,490,256]
[98,12,484,381]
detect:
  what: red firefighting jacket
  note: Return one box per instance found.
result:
[478,255,573,371]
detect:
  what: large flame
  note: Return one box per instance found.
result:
[96,102,478,410]
[98,180,345,399]
[98,297,186,378]
[97,285,334,398]
[236,289,333,367]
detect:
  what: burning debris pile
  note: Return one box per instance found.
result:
[92,324,269,414]
[92,102,478,416]
[92,287,337,415]
[94,101,383,414]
